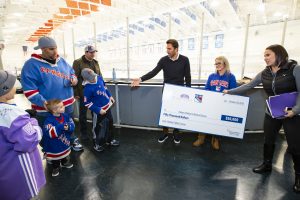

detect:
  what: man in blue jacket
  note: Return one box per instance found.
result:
[21,36,83,151]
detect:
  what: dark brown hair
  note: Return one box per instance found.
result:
[266,44,289,67]
[166,39,179,49]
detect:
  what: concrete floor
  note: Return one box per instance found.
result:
[37,126,299,200]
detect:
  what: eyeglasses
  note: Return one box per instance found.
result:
[214,62,222,65]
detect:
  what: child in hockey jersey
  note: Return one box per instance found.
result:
[43,99,74,177]
[0,70,45,200]
[81,68,120,152]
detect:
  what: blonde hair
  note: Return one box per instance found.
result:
[215,56,230,74]
[46,99,63,114]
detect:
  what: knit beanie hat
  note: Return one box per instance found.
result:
[81,68,97,82]
[0,70,16,96]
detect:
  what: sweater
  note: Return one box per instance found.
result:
[141,55,191,87]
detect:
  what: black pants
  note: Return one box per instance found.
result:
[79,98,88,136]
[163,127,179,135]
[92,109,114,146]
[52,157,69,169]
[264,114,300,171]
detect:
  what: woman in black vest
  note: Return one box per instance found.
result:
[224,44,300,193]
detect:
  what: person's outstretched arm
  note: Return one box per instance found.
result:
[131,58,164,87]
[224,71,262,95]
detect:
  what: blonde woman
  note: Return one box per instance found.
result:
[193,56,237,150]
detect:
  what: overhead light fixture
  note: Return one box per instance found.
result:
[55,29,63,33]
[78,16,88,21]
[282,14,289,19]
[66,23,74,28]
[273,12,282,17]
[10,0,32,4]
[257,3,265,12]
[3,27,28,33]
[12,13,24,17]
[7,23,17,27]
[210,0,219,8]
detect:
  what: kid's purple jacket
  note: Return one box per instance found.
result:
[0,103,46,200]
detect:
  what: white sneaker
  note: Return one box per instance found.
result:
[72,138,84,151]
[93,144,105,152]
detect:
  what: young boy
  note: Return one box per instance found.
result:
[0,70,45,200]
[81,68,119,152]
[42,99,74,176]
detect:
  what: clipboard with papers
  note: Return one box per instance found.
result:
[266,92,298,118]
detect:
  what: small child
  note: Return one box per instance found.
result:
[42,99,74,177]
[0,70,45,200]
[81,68,120,152]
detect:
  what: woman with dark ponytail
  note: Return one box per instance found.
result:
[224,44,300,193]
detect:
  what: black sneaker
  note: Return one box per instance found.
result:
[61,161,73,169]
[173,135,181,144]
[52,168,60,177]
[158,134,169,143]
[94,144,105,152]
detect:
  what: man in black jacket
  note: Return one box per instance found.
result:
[131,39,191,144]
[73,45,102,140]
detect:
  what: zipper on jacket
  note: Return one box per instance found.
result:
[269,67,277,95]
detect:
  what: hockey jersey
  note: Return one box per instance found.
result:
[83,75,112,114]
[21,54,76,113]
[42,113,75,160]
[205,72,237,92]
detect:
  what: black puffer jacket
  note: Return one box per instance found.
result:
[261,60,298,96]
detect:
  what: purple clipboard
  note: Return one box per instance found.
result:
[266,92,298,118]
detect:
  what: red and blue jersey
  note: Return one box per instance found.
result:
[21,54,76,113]
[83,75,112,114]
[42,113,75,160]
[205,72,237,92]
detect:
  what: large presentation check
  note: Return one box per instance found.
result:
[159,84,250,139]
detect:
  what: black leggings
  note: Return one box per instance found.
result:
[264,114,300,155]
[52,157,69,169]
